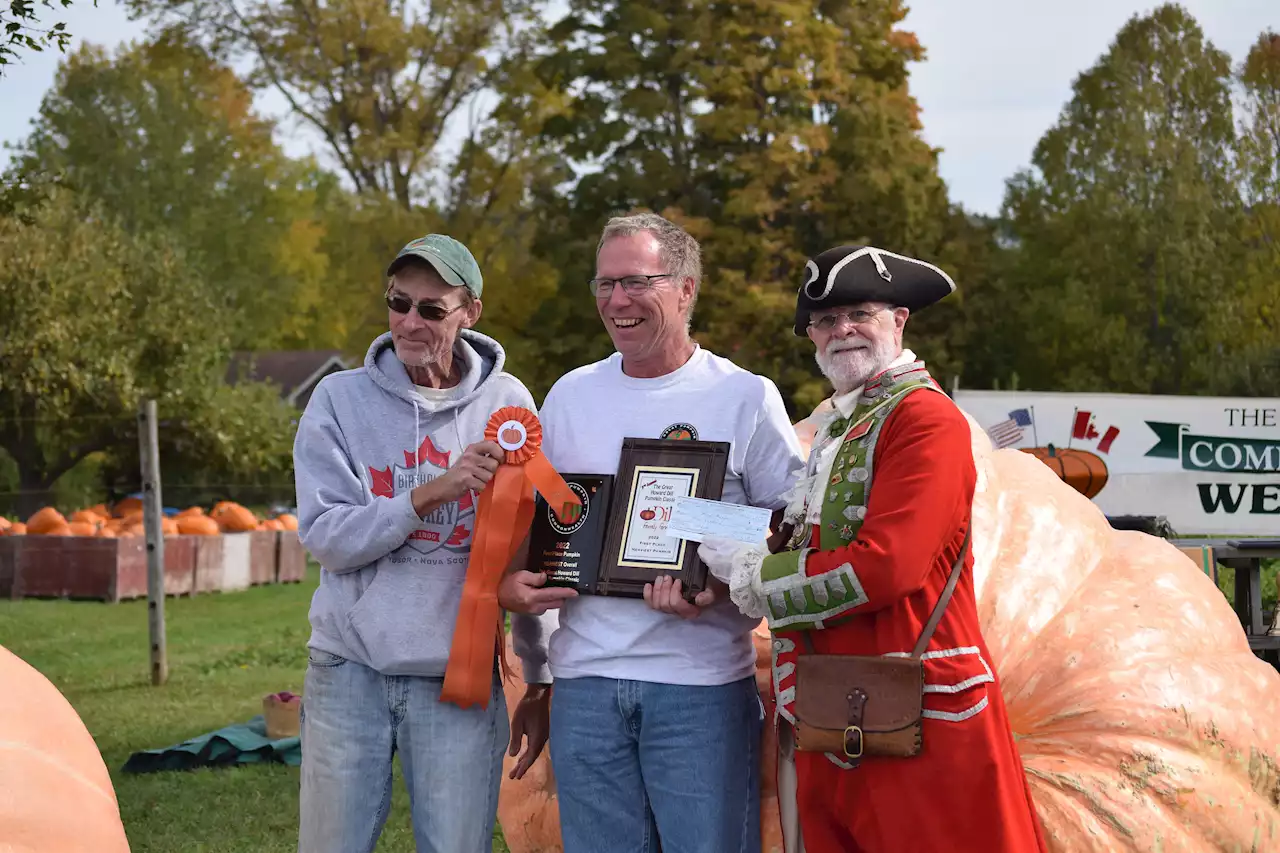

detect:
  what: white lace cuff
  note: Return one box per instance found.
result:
[728,545,769,619]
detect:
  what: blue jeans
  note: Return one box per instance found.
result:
[549,675,762,853]
[297,650,508,853]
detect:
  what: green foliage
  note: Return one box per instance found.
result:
[9,37,336,351]
[1,0,90,71]
[0,187,297,516]
[515,0,989,410]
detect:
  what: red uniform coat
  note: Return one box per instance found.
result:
[772,389,1047,853]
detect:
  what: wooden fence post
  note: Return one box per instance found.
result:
[138,399,168,686]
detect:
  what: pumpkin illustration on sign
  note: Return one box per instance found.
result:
[1021,444,1108,498]
[440,406,581,710]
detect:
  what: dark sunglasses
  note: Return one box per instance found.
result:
[385,290,466,321]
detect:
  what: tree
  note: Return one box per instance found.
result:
[988,4,1247,395]
[0,188,297,517]
[1231,30,1280,394]
[9,37,336,351]
[126,0,544,212]
[517,0,978,411]
[1,0,91,72]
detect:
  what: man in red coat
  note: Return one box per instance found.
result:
[698,246,1047,853]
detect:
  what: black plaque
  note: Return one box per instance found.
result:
[529,474,613,594]
[596,438,730,599]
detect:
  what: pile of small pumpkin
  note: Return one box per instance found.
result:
[0,500,297,538]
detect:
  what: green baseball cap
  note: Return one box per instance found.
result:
[386,234,484,298]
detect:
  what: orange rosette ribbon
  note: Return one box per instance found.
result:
[440,406,581,709]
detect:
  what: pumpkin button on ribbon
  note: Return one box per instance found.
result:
[496,420,528,453]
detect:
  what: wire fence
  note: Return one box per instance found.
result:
[0,413,298,519]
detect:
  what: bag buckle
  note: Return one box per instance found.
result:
[843,725,863,759]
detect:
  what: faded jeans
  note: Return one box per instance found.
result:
[549,675,763,853]
[297,650,508,853]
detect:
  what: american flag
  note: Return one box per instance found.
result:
[986,408,1033,449]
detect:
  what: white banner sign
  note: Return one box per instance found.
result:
[953,389,1280,536]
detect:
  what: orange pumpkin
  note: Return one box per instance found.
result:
[4,522,26,536]
[34,522,72,537]
[97,526,118,538]
[160,517,180,536]
[112,497,143,518]
[1021,445,1108,499]
[177,515,220,536]
[67,521,98,537]
[175,506,205,518]
[260,519,284,531]
[70,509,105,525]
[25,507,67,535]
[276,513,298,531]
[210,502,258,532]
[0,645,131,852]
[0,517,10,532]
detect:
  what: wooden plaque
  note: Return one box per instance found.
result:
[596,438,730,599]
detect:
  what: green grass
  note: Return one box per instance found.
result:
[0,563,510,853]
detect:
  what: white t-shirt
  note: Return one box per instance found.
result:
[538,346,806,686]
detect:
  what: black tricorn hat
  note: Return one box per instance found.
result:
[793,245,956,335]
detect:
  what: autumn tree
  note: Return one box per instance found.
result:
[10,37,336,350]
[982,4,1247,395]
[1230,30,1280,395]
[517,0,986,411]
[0,188,299,517]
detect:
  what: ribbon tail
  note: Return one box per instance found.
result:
[441,466,531,709]
[524,451,581,524]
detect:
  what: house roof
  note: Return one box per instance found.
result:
[226,350,349,406]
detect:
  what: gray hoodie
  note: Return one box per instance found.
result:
[294,330,552,682]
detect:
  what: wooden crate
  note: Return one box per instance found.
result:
[163,535,197,596]
[248,530,278,585]
[221,532,252,591]
[193,535,225,593]
[11,536,147,602]
[276,531,307,583]
[1178,545,1217,585]
[0,537,18,599]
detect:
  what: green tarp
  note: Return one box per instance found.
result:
[121,715,300,773]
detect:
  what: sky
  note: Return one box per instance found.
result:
[0,0,1276,216]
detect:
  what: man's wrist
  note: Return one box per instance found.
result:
[410,479,444,518]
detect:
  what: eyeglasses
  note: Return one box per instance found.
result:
[808,308,891,331]
[588,274,673,298]
[385,289,466,321]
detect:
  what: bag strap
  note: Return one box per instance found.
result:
[798,522,972,657]
[910,523,972,658]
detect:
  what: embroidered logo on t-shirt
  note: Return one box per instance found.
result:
[368,434,472,553]
[660,422,699,440]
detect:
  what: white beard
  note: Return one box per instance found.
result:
[815,336,898,393]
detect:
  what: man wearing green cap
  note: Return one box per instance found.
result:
[292,235,569,853]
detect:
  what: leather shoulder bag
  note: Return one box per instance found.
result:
[792,526,972,764]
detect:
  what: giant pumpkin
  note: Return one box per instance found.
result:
[0,644,131,852]
[496,400,1280,851]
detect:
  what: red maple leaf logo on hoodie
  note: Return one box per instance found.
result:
[369,465,394,498]
[405,435,451,469]
[368,435,453,499]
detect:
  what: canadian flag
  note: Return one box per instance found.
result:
[1072,410,1121,454]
